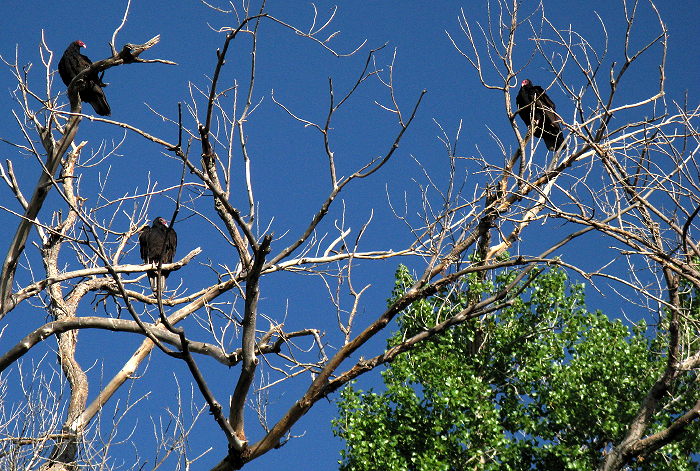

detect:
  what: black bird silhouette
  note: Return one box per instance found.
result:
[516,79,565,151]
[139,217,178,295]
[58,40,111,116]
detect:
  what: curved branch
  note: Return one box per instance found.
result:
[0,315,321,373]
[8,248,201,312]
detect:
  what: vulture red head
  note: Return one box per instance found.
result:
[74,40,86,48]
[521,78,531,87]
[156,217,169,227]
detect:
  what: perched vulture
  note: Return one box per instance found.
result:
[516,79,565,151]
[58,40,111,116]
[139,217,178,294]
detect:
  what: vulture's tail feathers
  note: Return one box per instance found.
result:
[87,85,111,116]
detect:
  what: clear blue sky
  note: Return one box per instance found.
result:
[0,1,699,469]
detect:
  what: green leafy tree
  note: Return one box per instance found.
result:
[334,266,700,470]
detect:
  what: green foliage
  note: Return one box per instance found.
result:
[333,266,700,470]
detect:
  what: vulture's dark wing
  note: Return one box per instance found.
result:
[163,227,177,264]
[536,89,557,112]
[534,87,565,151]
[146,227,165,264]
[59,44,83,86]
[139,226,151,263]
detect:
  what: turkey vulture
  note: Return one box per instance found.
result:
[516,79,565,151]
[58,40,111,116]
[139,217,178,294]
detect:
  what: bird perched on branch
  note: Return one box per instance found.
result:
[139,217,178,295]
[516,79,565,151]
[58,40,111,116]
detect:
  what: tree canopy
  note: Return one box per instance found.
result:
[334,266,700,470]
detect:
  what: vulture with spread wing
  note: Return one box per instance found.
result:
[516,79,565,151]
[139,217,178,294]
[58,40,111,116]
